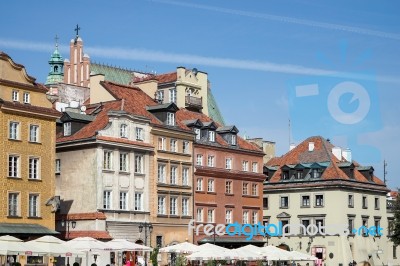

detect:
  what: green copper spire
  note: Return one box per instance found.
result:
[45,35,64,85]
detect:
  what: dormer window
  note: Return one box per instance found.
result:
[231,135,237,145]
[167,112,175,126]
[120,124,128,138]
[295,170,303,179]
[63,122,71,136]
[194,128,201,140]
[208,131,215,142]
[282,170,290,180]
[311,169,321,178]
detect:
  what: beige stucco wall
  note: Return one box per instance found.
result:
[89,74,115,104]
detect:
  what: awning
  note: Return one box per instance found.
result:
[0,223,59,235]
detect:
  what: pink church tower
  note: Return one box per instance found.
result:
[63,24,90,87]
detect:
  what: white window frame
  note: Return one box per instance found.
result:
[225,158,232,169]
[134,192,143,211]
[119,191,128,210]
[8,192,19,216]
[135,154,144,173]
[64,122,72,136]
[158,196,166,215]
[9,121,19,140]
[194,128,201,140]
[158,164,166,183]
[182,198,189,216]
[242,182,248,195]
[207,209,215,223]
[196,154,203,166]
[208,131,215,142]
[207,155,215,167]
[170,139,177,152]
[252,162,258,173]
[196,178,203,191]
[136,127,144,141]
[170,197,178,215]
[315,194,324,207]
[12,90,19,101]
[182,167,189,186]
[251,183,258,196]
[196,208,203,222]
[156,90,164,103]
[103,191,112,209]
[29,194,39,217]
[169,88,177,103]
[170,165,177,184]
[55,159,61,174]
[29,125,39,142]
[242,161,249,171]
[231,135,237,145]
[158,137,166,150]
[23,92,30,104]
[119,152,129,172]
[8,155,20,178]
[207,179,214,192]
[280,196,289,208]
[243,210,249,224]
[225,210,232,224]
[120,124,128,138]
[103,150,113,170]
[183,141,190,154]
[252,211,258,224]
[28,157,40,180]
[301,195,311,207]
[225,180,232,194]
[167,112,175,126]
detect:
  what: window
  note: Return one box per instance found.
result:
[103,191,112,209]
[389,219,395,236]
[194,128,201,140]
[9,121,19,140]
[182,198,189,216]
[120,124,128,138]
[169,88,177,103]
[315,194,324,207]
[251,184,258,196]
[135,155,144,173]
[103,151,113,170]
[242,161,249,171]
[295,170,303,179]
[170,197,177,215]
[302,195,310,207]
[281,220,290,234]
[119,153,129,172]
[207,179,214,192]
[182,167,189,186]
[362,218,369,236]
[348,217,355,235]
[196,208,203,222]
[243,211,249,224]
[207,155,215,167]
[225,158,232,169]
[8,193,19,216]
[242,183,249,195]
[311,169,321,178]
[158,164,166,183]
[170,166,177,184]
[23,92,30,104]
[167,112,175,126]
[394,245,397,259]
[12,90,19,101]
[362,196,368,209]
[252,211,258,224]
[301,219,310,234]
[156,90,164,103]
[8,155,19,177]
[136,127,144,140]
[225,181,232,194]
[134,193,143,211]
[280,196,289,208]
[374,219,381,236]
[348,194,354,208]
[263,197,269,209]
[158,137,166,150]
[28,157,40,179]
[63,122,71,136]
[375,197,380,210]
[252,162,258,173]
[183,141,190,153]
[29,125,39,142]
[55,159,61,174]
[196,154,203,166]
[158,196,166,214]
[282,170,290,180]
[315,218,325,233]
[170,139,177,152]
[207,209,215,223]
[226,210,232,223]
[29,194,39,217]
[231,135,237,145]
[119,192,128,210]
[208,131,215,142]
[196,178,203,191]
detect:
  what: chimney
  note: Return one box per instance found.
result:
[308,142,315,152]
[290,143,296,151]
[342,148,352,162]
[332,147,342,161]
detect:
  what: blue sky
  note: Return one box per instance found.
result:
[1,0,399,189]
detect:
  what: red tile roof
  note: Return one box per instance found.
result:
[266,136,386,188]
[0,99,61,118]
[155,72,177,83]
[56,212,107,221]
[177,108,262,153]
[66,231,112,240]
[390,191,399,198]
[97,136,154,148]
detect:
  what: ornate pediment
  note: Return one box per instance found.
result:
[276,212,291,218]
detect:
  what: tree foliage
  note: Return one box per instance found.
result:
[150,247,159,266]
[390,189,400,246]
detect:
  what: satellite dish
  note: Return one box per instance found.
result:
[80,106,87,112]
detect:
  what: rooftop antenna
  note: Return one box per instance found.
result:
[384,160,388,184]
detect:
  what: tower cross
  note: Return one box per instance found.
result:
[54,34,59,48]
[74,24,81,36]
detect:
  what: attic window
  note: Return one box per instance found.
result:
[208,131,215,142]
[166,112,175,126]
[311,169,321,178]
[282,170,290,180]
[231,135,237,145]
[63,122,71,136]
[120,124,128,138]
[295,170,303,179]
[194,128,201,140]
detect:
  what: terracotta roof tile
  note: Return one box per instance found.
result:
[156,72,177,83]
[56,212,107,221]
[97,136,154,148]
[66,231,112,240]
[0,99,61,118]
[266,136,386,188]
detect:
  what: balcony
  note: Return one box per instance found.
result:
[185,95,203,110]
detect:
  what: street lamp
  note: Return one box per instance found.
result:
[61,218,77,240]
[139,222,153,266]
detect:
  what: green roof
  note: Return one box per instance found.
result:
[65,111,95,122]
[207,87,225,126]
[0,223,59,235]
[91,63,135,85]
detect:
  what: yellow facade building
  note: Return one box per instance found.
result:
[0,52,60,238]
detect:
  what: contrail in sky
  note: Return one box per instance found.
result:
[148,0,400,41]
[0,38,399,84]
